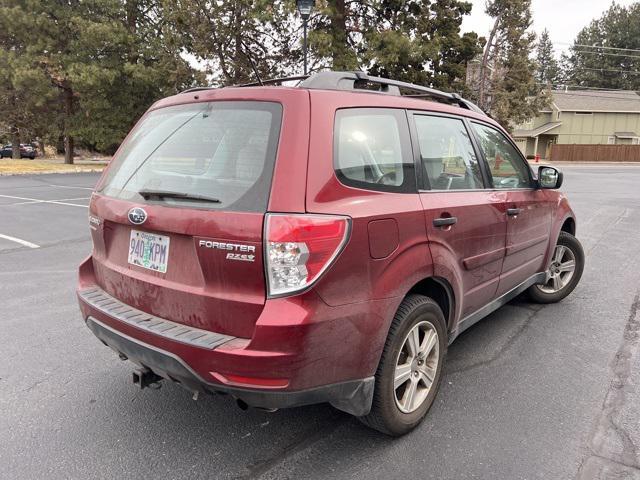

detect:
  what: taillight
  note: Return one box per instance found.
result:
[265,213,351,298]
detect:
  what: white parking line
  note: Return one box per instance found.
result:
[0,269,73,275]
[45,184,95,190]
[0,194,88,208]
[0,233,40,249]
[7,196,90,206]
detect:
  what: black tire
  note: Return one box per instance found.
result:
[528,231,584,304]
[359,294,447,436]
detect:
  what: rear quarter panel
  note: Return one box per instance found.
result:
[303,91,435,376]
[304,91,434,307]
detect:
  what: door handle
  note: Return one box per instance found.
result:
[507,208,522,216]
[433,217,458,228]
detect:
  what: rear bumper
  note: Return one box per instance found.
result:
[78,287,236,350]
[77,248,399,416]
[86,316,374,415]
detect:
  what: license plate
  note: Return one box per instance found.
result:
[128,230,170,273]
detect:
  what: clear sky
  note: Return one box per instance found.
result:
[461,0,638,54]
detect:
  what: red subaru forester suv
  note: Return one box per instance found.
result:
[77,72,584,436]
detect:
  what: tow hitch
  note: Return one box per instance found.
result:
[132,368,163,390]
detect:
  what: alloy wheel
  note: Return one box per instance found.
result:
[393,321,440,414]
[537,244,576,294]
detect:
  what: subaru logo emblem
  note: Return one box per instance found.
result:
[128,207,147,225]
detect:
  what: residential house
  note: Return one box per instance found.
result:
[513,90,640,159]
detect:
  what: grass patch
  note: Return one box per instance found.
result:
[0,158,107,175]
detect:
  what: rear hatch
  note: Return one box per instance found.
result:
[88,99,284,339]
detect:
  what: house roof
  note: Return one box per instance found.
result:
[551,90,640,112]
[513,121,562,138]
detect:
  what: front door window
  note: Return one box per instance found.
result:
[472,123,533,190]
[413,115,483,190]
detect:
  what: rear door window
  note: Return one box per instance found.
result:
[334,108,415,192]
[413,114,484,190]
[99,101,283,212]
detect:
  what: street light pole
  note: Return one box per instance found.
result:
[303,19,308,75]
[296,0,315,76]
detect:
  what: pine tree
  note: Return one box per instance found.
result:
[475,0,548,128]
[164,0,300,86]
[0,0,200,161]
[563,2,640,90]
[163,0,481,90]
[536,29,559,85]
[0,0,485,157]
[309,0,483,91]
[310,0,359,71]
[0,0,54,157]
[0,0,131,162]
[77,0,201,153]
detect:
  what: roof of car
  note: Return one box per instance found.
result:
[181,71,486,117]
[151,72,501,134]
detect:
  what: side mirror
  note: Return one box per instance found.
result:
[537,166,563,189]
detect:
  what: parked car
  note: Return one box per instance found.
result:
[77,71,584,436]
[0,143,36,159]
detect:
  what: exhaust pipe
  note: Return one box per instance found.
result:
[235,398,278,412]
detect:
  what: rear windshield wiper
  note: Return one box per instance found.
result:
[137,189,221,203]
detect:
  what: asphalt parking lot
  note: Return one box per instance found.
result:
[1,167,639,480]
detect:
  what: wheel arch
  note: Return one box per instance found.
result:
[406,277,455,332]
[544,194,577,267]
[560,217,576,236]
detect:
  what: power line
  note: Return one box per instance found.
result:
[567,49,640,60]
[575,67,640,75]
[576,44,640,54]
[554,42,640,54]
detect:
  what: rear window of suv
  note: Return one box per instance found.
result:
[98,101,283,212]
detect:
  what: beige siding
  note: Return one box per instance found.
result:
[533,113,553,129]
[514,113,552,131]
[555,112,640,145]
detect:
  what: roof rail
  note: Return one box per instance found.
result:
[180,71,484,115]
[299,71,485,114]
[239,75,309,87]
[181,86,216,94]
[181,75,309,94]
